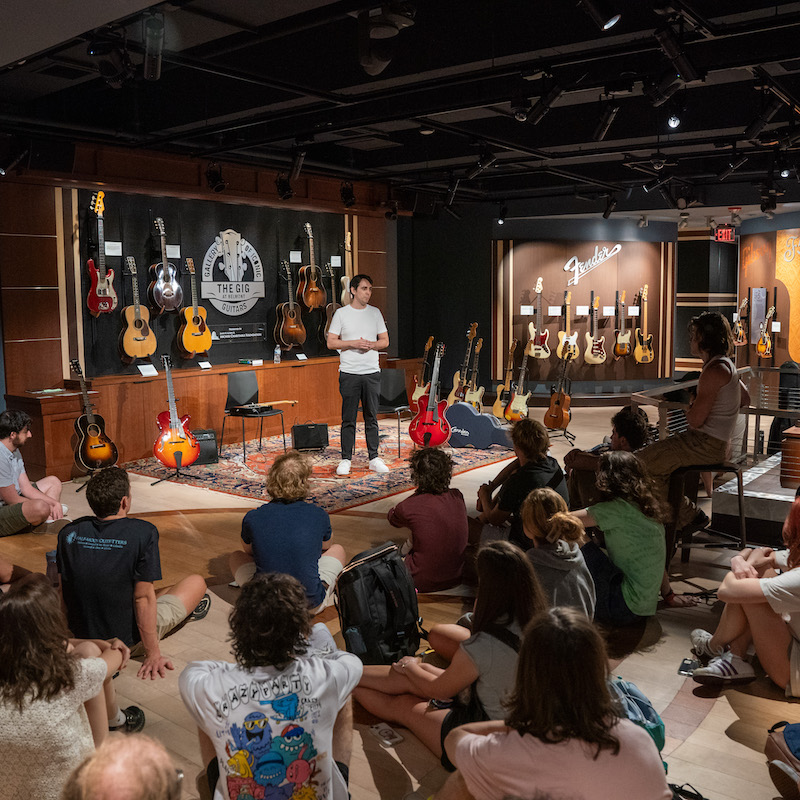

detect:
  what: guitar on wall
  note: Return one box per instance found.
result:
[119,257,157,364]
[86,191,118,317]
[150,217,183,314]
[323,262,341,341]
[527,277,550,359]
[447,323,478,405]
[297,222,326,310]
[464,338,485,409]
[584,294,606,365]
[178,258,212,358]
[70,359,119,472]
[757,305,776,358]
[504,341,532,422]
[409,343,451,447]
[633,284,654,364]
[733,297,749,347]
[555,291,578,361]
[543,353,573,432]
[410,335,434,413]
[613,290,631,360]
[340,231,352,306]
[153,355,200,470]
[492,339,518,419]
[275,261,307,349]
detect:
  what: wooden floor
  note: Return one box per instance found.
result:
[5,406,793,800]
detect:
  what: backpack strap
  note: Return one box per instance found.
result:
[481,623,521,652]
[545,464,565,491]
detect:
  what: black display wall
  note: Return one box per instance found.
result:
[77,189,345,376]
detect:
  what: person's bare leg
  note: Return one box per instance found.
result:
[358,663,441,696]
[708,601,751,655]
[332,698,353,767]
[21,498,50,526]
[434,770,477,800]
[156,573,207,615]
[428,624,471,662]
[72,640,110,746]
[229,550,254,578]
[36,475,62,503]
[323,543,346,566]
[739,602,793,688]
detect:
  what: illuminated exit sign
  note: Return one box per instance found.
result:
[715,225,736,242]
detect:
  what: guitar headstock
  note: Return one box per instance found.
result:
[161,354,172,371]
[423,335,433,354]
[345,231,352,252]
[765,305,776,322]
[154,217,165,237]
[70,359,82,377]
[474,338,483,355]
[281,260,292,280]
[90,191,105,218]
[126,256,137,274]
[593,296,600,310]
[642,284,649,302]
[565,291,572,305]
[509,338,519,352]
[466,323,478,341]
[185,257,195,275]
[739,297,749,314]
[304,222,313,240]
[534,277,543,294]
[435,342,446,359]
[325,262,335,279]
[620,289,626,305]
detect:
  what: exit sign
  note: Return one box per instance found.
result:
[715,225,736,242]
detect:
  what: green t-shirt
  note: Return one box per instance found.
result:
[588,498,665,616]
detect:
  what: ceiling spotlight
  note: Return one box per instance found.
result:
[419,127,435,135]
[289,148,306,182]
[384,203,398,220]
[637,216,648,228]
[357,4,415,76]
[0,148,29,177]
[761,194,778,213]
[643,174,671,193]
[717,155,747,182]
[527,84,563,126]
[512,100,530,123]
[643,71,682,107]
[275,174,293,201]
[668,113,680,129]
[744,97,784,141]
[729,206,742,226]
[466,150,497,180]
[592,103,620,142]
[340,181,356,208]
[707,217,717,231]
[205,162,227,193]
[602,195,617,219]
[659,186,679,210]
[578,0,621,31]
[446,176,460,206]
[764,209,775,220]
[87,30,134,89]
[497,204,508,225]
[143,13,164,82]
[654,25,701,83]
[678,212,689,230]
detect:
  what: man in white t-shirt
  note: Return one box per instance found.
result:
[326,273,390,475]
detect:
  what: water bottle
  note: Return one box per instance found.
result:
[45,550,59,587]
[273,345,281,364]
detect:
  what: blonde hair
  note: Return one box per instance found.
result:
[265,450,312,501]
[521,487,584,545]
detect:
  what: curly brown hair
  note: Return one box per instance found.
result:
[230,573,311,669]
[86,466,130,518]
[596,451,669,523]
[521,487,585,545]
[510,418,550,462]
[0,573,77,712]
[410,447,453,495]
[266,450,312,501]
[689,312,734,358]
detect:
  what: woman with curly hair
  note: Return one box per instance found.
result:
[388,447,468,591]
[435,608,671,800]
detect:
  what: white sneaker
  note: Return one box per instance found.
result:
[690,628,725,659]
[369,457,389,474]
[46,504,71,524]
[692,651,756,686]
[336,459,352,476]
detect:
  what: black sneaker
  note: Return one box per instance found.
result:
[189,593,212,621]
[110,705,146,734]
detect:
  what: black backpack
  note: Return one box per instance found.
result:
[334,542,424,665]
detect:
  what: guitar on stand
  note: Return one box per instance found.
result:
[409,343,451,447]
[733,297,749,347]
[634,284,654,364]
[613,290,631,360]
[556,291,578,361]
[297,222,326,310]
[323,263,341,341]
[119,257,157,364]
[528,277,550,359]
[411,335,434,413]
[70,359,118,475]
[275,261,307,349]
[504,341,532,422]
[149,217,183,314]
[340,232,353,306]
[757,305,776,358]
[153,355,200,479]
[464,338,485,409]
[86,191,118,317]
[583,294,606,365]
[543,353,574,442]
[492,339,518,419]
[178,258,212,358]
[447,323,478,405]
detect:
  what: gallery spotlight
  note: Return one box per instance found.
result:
[275,174,293,201]
[654,25,701,83]
[592,103,619,142]
[717,155,747,182]
[87,31,134,89]
[602,195,617,219]
[744,97,784,141]
[578,0,621,31]
[0,148,29,177]
[678,212,689,230]
[497,204,508,225]
[205,162,227,193]
[466,150,497,180]
[637,216,648,228]
[340,181,356,208]
[527,84,564,126]
[289,149,306,182]
[668,113,680,129]
[143,13,164,82]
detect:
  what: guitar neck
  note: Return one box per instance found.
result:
[308,238,316,275]
[96,215,107,280]
[165,365,182,431]
[78,372,95,423]
[190,270,199,316]
[428,357,442,409]
[160,230,168,269]
[518,351,529,393]
[131,269,142,320]
[286,268,296,312]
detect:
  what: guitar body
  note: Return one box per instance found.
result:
[492,389,510,419]
[543,392,571,430]
[409,397,451,447]
[529,330,551,359]
[274,303,307,349]
[153,410,200,469]
[583,332,606,365]
[178,306,212,358]
[340,275,351,306]
[634,329,654,364]
[86,261,118,316]
[757,332,772,358]
[556,331,578,361]
[734,327,747,347]
[150,262,183,313]
[613,329,632,359]
[446,402,513,450]
[297,265,326,309]
[73,413,118,472]
[119,304,157,361]
[410,380,430,414]
[464,386,485,409]
[324,301,340,340]
[447,371,467,406]
[504,391,531,422]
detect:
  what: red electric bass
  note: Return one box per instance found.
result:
[153,355,200,470]
[409,343,451,448]
[86,191,118,316]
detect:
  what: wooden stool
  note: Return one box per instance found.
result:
[780,426,800,489]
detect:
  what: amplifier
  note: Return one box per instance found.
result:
[292,423,329,451]
[192,429,219,465]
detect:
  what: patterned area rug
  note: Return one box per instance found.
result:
[124,421,513,512]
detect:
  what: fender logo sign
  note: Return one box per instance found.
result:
[563,243,622,286]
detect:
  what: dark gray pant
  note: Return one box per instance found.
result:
[339,371,381,460]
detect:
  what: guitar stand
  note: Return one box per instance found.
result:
[547,427,576,445]
[151,467,189,486]
[74,472,93,493]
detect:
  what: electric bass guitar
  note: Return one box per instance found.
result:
[492,339,518,419]
[149,217,183,314]
[340,232,352,306]
[297,222,326,310]
[409,343,451,447]
[411,335,434,413]
[178,258,212,358]
[528,277,550,358]
[86,191,118,316]
[447,323,478,405]
[733,297,749,347]
[119,257,157,363]
[275,261,307,349]
[556,291,578,361]
[504,341,532,421]
[757,305,775,358]
[543,353,573,431]
[153,355,200,470]
[584,294,606,365]
[613,290,631,360]
[323,262,341,341]
[634,284,654,364]
[70,359,118,472]
[464,338,485,409]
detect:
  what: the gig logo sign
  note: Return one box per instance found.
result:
[563,244,622,286]
[202,229,265,316]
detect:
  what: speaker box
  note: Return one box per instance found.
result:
[192,429,218,465]
[292,423,329,451]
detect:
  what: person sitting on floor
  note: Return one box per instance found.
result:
[388,447,468,592]
[57,466,210,681]
[520,487,595,618]
[434,607,672,800]
[230,449,346,613]
[353,541,547,769]
[689,497,800,690]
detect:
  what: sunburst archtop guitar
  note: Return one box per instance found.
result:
[275,261,307,350]
[297,222,326,310]
[86,191,118,317]
[733,297,749,347]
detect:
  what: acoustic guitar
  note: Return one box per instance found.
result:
[323,262,341,342]
[409,343,451,448]
[464,338,485,409]
[447,323,478,405]
[555,291,578,361]
[119,257,157,363]
[410,335,434,413]
[634,284,654,364]
[492,339,518,419]
[340,232,352,306]
[733,297,748,347]
[527,277,550,358]
[297,222,326,310]
[178,258,212,358]
[613,290,631,360]
[504,341,532,422]
[543,353,573,431]
[153,355,200,470]
[583,294,606,365]
[757,305,776,358]
[86,191,118,317]
[149,217,183,314]
[70,359,118,472]
[275,261,307,349]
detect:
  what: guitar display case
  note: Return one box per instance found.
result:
[446,402,513,450]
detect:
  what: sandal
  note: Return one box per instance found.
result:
[663,591,699,608]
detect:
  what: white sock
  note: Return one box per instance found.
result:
[109,708,126,727]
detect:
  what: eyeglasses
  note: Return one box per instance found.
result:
[168,768,184,800]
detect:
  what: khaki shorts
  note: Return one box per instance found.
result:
[129,594,187,657]
[0,503,30,538]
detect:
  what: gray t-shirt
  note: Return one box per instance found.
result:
[0,447,24,505]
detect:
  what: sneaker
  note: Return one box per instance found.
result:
[109,705,146,733]
[189,593,211,621]
[45,504,71,524]
[336,459,352,476]
[690,628,725,659]
[681,508,711,536]
[692,652,755,686]
[369,457,390,474]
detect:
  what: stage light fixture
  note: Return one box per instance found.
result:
[643,174,671,193]
[275,174,293,201]
[205,162,227,193]
[637,216,648,228]
[728,206,742,226]
[744,97,784,141]
[384,203,398,220]
[466,150,497,180]
[578,0,621,31]
[497,204,508,225]
[678,212,689,230]
[87,32,134,89]
[0,148,29,177]
[717,155,747,182]
[446,176,460,206]
[707,217,717,231]
[659,186,679,210]
[668,113,680,129]
[527,85,563,126]
[340,181,356,208]
[289,149,306,182]
[764,209,775,220]
[602,195,617,219]
[654,25,701,83]
[143,13,164,82]
[592,103,619,142]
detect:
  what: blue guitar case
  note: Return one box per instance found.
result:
[446,402,513,449]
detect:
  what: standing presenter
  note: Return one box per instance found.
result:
[327,273,390,476]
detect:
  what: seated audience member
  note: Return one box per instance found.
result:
[473,418,567,550]
[690,497,800,688]
[230,449,346,612]
[388,447,468,592]
[180,573,361,800]
[436,608,672,800]
[0,553,31,591]
[57,467,209,680]
[0,408,65,536]
[520,487,595,618]
[0,575,141,800]
[563,406,650,509]
[571,452,667,626]
[354,541,546,768]
[61,734,182,800]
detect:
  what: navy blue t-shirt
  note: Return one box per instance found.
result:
[240,499,332,607]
